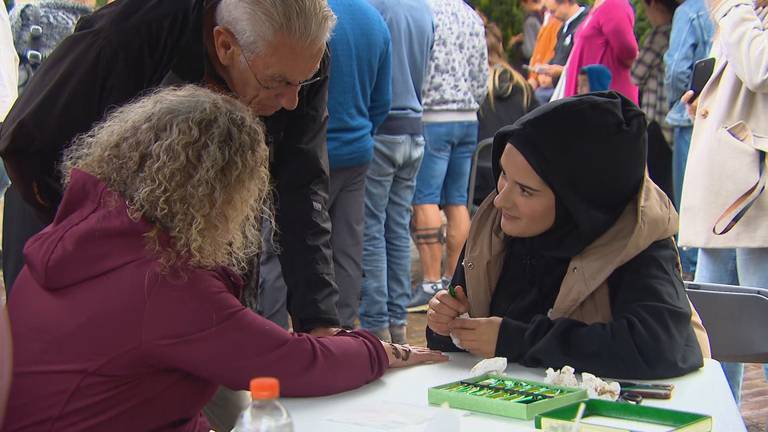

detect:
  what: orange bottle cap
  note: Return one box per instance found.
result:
[249,377,280,400]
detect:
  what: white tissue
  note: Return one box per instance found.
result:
[581,372,621,401]
[449,313,470,349]
[544,365,579,388]
[469,357,508,377]
[543,366,621,401]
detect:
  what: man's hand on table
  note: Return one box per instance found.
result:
[448,317,503,359]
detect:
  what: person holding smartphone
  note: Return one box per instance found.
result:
[678,0,768,405]
[663,0,715,280]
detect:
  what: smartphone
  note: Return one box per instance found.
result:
[688,57,716,102]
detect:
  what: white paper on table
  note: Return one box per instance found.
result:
[323,401,465,431]
[424,402,461,432]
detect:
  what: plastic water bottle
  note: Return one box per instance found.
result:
[231,377,293,432]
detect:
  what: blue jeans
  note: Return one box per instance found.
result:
[673,127,698,275]
[360,134,425,330]
[695,247,768,404]
[413,121,478,206]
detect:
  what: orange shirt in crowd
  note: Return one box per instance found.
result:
[528,16,562,81]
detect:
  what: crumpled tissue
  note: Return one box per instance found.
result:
[544,365,621,401]
[469,357,508,377]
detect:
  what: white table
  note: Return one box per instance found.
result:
[283,354,746,431]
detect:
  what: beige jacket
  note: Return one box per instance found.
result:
[462,176,711,358]
[679,0,768,248]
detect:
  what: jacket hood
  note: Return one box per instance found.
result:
[581,64,613,93]
[22,169,152,290]
[491,91,647,257]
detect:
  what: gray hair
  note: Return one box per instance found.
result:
[216,0,337,56]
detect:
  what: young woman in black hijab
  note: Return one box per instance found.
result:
[426,91,709,379]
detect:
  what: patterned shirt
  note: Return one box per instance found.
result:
[422,0,488,112]
[632,24,673,142]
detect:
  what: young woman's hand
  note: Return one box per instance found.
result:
[537,73,554,88]
[681,90,699,120]
[426,286,470,336]
[382,342,449,368]
[448,317,503,359]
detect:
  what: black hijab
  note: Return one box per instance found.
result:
[491,91,648,258]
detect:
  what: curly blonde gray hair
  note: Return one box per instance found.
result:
[61,85,271,273]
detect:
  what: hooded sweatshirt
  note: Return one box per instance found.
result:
[428,92,707,379]
[4,170,389,432]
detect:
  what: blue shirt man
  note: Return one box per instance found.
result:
[360,0,434,343]
[326,0,392,329]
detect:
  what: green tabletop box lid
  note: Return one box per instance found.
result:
[535,399,712,432]
[428,373,588,420]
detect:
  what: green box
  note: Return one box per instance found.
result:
[428,374,588,420]
[534,399,712,432]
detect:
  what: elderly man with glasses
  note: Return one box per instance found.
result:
[0,0,341,428]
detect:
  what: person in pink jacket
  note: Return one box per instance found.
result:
[564,0,639,102]
[3,86,446,432]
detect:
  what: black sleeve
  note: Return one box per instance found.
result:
[426,247,467,352]
[0,3,196,220]
[271,50,339,332]
[495,238,704,379]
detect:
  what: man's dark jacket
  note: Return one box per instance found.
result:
[551,6,589,66]
[0,0,339,331]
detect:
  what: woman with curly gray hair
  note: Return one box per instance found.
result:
[3,86,446,432]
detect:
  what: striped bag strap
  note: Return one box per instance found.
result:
[713,124,768,235]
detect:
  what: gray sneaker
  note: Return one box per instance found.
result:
[389,324,407,345]
[407,281,443,312]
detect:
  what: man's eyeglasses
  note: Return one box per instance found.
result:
[240,51,323,91]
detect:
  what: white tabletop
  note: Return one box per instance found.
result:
[282,354,745,432]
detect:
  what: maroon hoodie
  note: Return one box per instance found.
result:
[4,170,388,432]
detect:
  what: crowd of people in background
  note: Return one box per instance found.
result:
[0,0,766,430]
